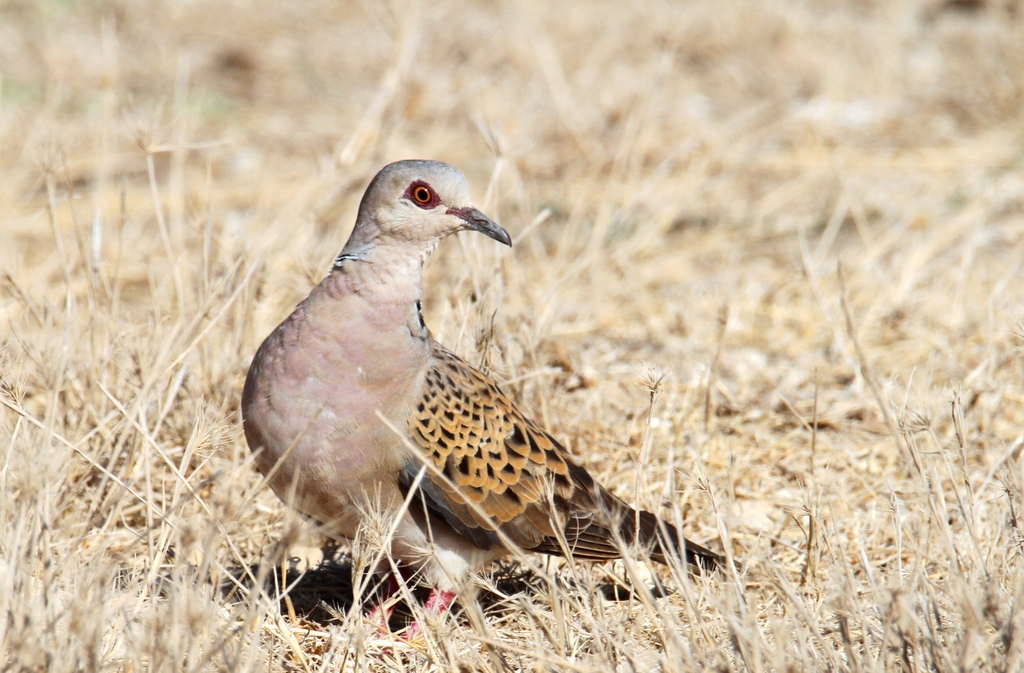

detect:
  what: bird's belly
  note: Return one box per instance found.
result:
[245,353,422,537]
[250,392,408,537]
[241,287,429,540]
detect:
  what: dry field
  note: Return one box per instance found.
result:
[2,0,1024,670]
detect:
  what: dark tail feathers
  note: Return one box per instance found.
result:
[622,508,723,571]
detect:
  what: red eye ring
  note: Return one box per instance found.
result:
[405,181,439,209]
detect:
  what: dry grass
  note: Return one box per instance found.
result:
[3,0,1024,670]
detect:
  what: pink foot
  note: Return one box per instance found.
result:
[367,572,401,631]
[401,588,456,641]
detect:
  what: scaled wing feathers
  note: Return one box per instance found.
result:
[401,346,721,569]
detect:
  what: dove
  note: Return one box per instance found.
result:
[241,160,720,635]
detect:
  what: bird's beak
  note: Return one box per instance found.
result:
[447,206,512,247]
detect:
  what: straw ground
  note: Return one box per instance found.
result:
[2,0,1023,670]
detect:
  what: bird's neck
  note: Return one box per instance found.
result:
[330,238,431,305]
[314,234,439,355]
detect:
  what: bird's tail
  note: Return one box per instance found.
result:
[621,507,723,571]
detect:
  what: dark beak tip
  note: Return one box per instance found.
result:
[485,223,513,248]
[451,206,512,247]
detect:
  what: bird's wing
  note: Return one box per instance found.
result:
[398,345,720,569]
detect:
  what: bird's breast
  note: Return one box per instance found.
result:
[241,283,430,534]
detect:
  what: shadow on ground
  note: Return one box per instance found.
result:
[217,547,671,629]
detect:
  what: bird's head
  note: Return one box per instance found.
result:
[343,160,510,259]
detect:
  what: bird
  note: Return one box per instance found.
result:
[241,160,721,636]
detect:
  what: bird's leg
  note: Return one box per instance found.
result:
[425,586,457,613]
[401,587,456,641]
[367,571,402,630]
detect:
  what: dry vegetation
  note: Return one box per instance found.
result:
[3,0,1024,670]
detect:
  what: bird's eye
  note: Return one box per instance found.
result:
[404,181,440,210]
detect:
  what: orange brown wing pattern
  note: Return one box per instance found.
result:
[401,345,722,568]
[403,346,618,555]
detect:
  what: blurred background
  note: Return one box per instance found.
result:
[3,0,1022,270]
